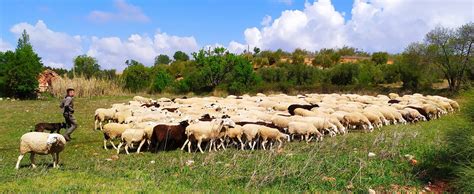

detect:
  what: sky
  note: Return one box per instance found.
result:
[0,0,473,70]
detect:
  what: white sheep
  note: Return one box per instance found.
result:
[116,128,147,155]
[102,123,132,150]
[258,125,290,150]
[94,108,117,130]
[288,121,323,142]
[15,132,66,169]
[181,119,235,153]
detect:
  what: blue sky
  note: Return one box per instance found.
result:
[0,0,472,70]
[1,0,352,46]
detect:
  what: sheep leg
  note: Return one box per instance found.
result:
[55,153,60,168]
[125,144,130,155]
[197,140,204,153]
[137,139,146,154]
[252,141,257,150]
[103,140,108,150]
[277,139,283,149]
[187,141,192,153]
[208,140,213,152]
[181,139,189,151]
[51,153,57,168]
[238,137,244,150]
[248,141,253,150]
[306,134,313,143]
[261,140,267,150]
[15,154,24,170]
[30,153,36,169]
[94,119,98,130]
[110,140,118,150]
[116,142,123,154]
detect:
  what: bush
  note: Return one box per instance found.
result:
[122,61,151,92]
[329,63,360,85]
[357,62,383,86]
[151,68,173,93]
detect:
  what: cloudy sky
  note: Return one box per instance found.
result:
[0,0,472,70]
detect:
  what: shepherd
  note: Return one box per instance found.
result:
[60,88,77,141]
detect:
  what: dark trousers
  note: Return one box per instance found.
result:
[63,113,78,139]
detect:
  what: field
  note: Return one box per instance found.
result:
[0,91,472,192]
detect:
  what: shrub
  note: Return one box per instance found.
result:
[151,68,173,93]
[329,63,360,85]
[122,61,151,92]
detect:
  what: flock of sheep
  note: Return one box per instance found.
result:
[94,93,459,155]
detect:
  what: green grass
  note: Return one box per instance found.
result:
[0,92,472,192]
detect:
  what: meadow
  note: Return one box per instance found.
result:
[0,91,472,192]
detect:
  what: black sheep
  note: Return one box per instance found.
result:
[288,104,319,115]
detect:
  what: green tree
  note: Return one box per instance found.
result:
[253,47,261,56]
[1,30,43,98]
[151,68,173,93]
[173,51,190,62]
[426,23,473,91]
[312,48,340,68]
[73,55,100,79]
[154,54,171,66]
[291,48,307,65]
[227,56,260,94]
[371,52,389,65]
[329,63,360,85]
[122,60,150,92]
[398,43,427,89]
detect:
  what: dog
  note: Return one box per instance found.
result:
[34,122,67,133]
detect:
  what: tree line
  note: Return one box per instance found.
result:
[0,23,472,99]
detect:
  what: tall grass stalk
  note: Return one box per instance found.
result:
[50,76,126,98]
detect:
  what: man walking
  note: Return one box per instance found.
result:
[60,88,77,141]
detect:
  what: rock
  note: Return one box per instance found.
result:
[368,188,376,194]
[93,152,99,156]
[368,152,376,157]
[404,154,414,160]
[150,160,155,164]
[185,160,194,166]
[346,182,354,190]
[111,155,119,161]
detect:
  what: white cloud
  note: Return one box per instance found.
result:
[10,20,83,68]
[88,0,149,23]
[6,20,197,70]
[87,32,198,70]
[277,0,294,6]
[261,15,273,26]
[230,0,474,53]
[0,38,13,52]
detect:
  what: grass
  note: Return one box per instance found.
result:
[0,91,472,192]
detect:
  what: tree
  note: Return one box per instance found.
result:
[371,52,389,65]
[0,30,43,98]
[253,47,260,56]
[73,55,100,79]
[227,55,259,94]
[173,51,190,62]
[398,43,428,89]
[151,68,173,93]
[154,54,171,66]
[426,23,473,91]
[122,60,150,92]
[291,48,307,65]
[312,48,340,68]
